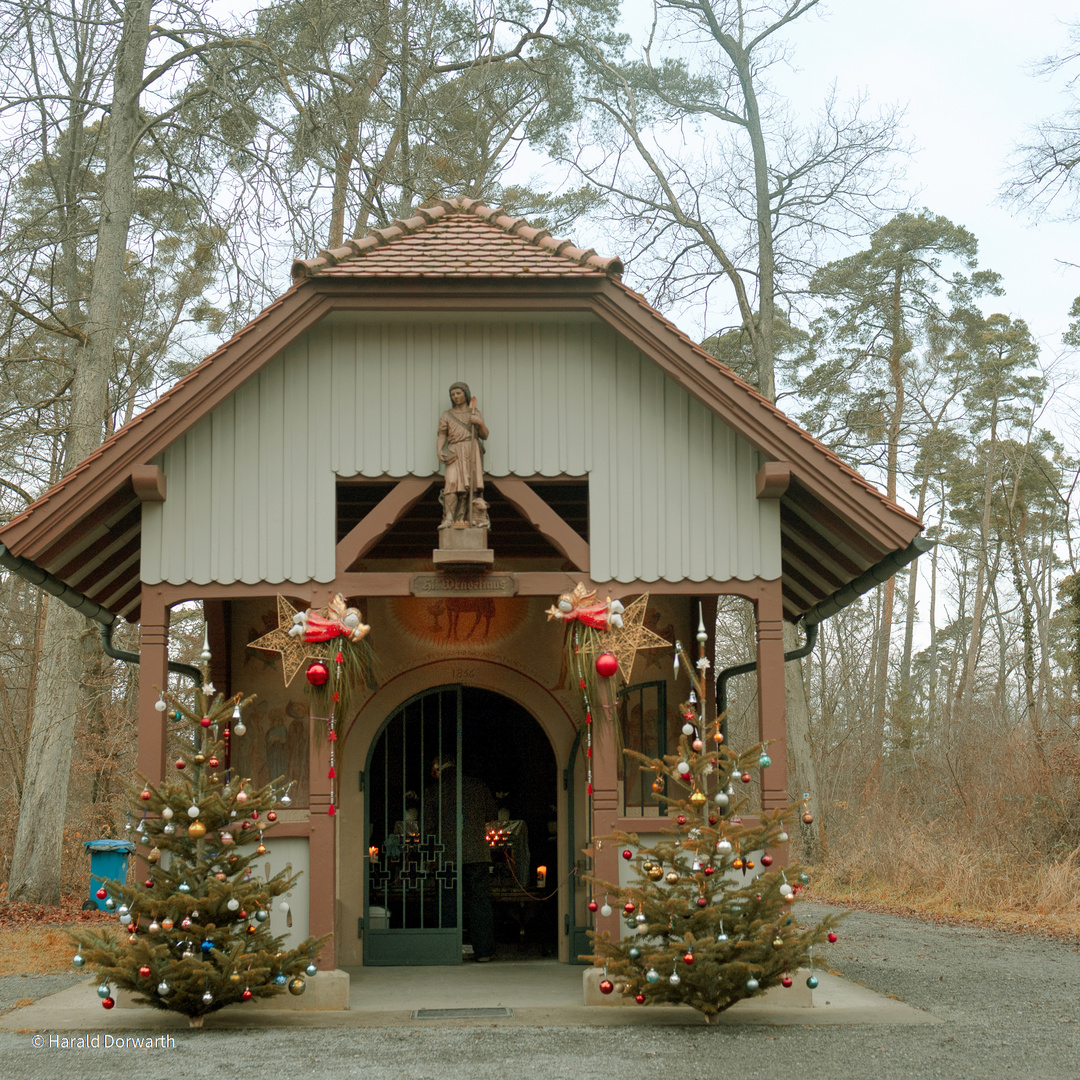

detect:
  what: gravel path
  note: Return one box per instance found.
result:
[0,902,1077,1079]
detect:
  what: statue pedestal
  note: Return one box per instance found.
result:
[434,526,493,567]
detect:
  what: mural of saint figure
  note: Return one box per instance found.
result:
[436,381,489,529]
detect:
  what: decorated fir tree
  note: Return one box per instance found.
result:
[586,674,839,1021]
[70,683,327,1027]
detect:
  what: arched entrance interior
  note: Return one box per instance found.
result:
[364,685,558,965]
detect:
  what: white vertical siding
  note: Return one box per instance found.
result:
[144,316,780,586]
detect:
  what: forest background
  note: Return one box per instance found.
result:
[2,0,1080,927]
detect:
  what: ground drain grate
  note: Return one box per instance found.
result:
[413,1007,514,1019]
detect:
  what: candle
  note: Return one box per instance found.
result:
[536,865,547,888]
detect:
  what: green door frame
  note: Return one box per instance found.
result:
[364,685,463,965]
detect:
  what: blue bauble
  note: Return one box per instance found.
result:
[806,975,819,989]
[628,947,641,961]
[645,968,660,984]
[305,963,318,977]
[97,983,110,999]
[274,973,288,986]
[255,909,269,923]
[200,939,214,954]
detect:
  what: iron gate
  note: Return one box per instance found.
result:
[364,686,462,965]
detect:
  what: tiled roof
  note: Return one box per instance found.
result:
[291,197,623,280]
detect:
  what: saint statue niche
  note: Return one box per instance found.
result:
[436,382,490,530]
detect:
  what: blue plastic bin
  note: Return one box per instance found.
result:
[83,839,135,910]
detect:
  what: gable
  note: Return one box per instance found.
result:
[141,313,779,587]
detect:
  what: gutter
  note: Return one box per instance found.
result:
[714,535,934,736]
[0,542,202,685]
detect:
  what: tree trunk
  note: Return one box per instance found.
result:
[784,622,823,864]
[7,0,153,906]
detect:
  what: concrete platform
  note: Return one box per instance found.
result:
[0,958,937,1029]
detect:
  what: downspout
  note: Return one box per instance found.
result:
[0,542,202,686]
[714,536,933,738]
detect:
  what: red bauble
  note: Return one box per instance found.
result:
[782,975,793,988]
[306,661,330,686]
[144,878,154,889]
[175,759,186,770]
[802,811,815,824]
[828,932,838,943]
[740,771,751,783]
[96,887,107,900]
[208,757,219,769]
[683,952,695,965]
[703,866,715,876]
[251,810,260,819]
[760,854,773,867]
[595,653,618,678]
[242,988,253,1001]
[696,897,708,908]
[708,816,717,825]
[138,966,151,978]
[635,993,646,1004]
[623,902,635,914]
[676,814,687,826]
[200,717,211,728]
[267,811,277,822]
[599,979,614,995]
[621,849,633,861]
[102,997,115,1010]
[588,900,599,913]
[140,788,151,801]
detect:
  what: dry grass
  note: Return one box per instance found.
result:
[0,925,89,977]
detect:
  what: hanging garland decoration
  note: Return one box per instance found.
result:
[249,594,377,816]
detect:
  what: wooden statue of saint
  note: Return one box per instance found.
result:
[436,382,490,529]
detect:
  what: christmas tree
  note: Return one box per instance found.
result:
[586,682,839,1021]
[70,681,327,1027]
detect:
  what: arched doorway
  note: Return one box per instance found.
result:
[364,685,557,965]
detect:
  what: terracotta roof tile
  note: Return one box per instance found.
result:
[291,197,624,281]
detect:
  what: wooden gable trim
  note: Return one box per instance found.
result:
[488,478,590,573]
[335,478,435,576]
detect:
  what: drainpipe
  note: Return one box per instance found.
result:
[0,542,202,686]
[713,535,933,738]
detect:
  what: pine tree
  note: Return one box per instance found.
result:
[70,685,326,1027]
[586,702,838,1022]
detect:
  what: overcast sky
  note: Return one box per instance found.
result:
[777,0,1080,361]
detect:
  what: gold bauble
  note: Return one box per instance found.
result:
[689,790,707,807]
[188,821,207,839]
[664,870,679,884]
[194,754,206,765]
[288,977,306,996]
[647,865,664,881]
[148,846,161,863]
[773,937,784,947]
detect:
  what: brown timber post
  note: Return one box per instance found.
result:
[755,580,788,812]
[137,587,169,787]
[308,714,337,969]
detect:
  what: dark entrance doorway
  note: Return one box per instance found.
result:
[364,685,557,965]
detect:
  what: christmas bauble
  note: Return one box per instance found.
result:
[802,811,814,824]
[194,754,206,766]
[148,920,160,934]
[714,792,729,807]
[799,873,810,884]
[760,854,773,867]
[647,865,663,881]
[202,990,213,1004]
[682,722,695,736]
[704,866,715,877]
[119,914,132,926]
[746,978,759,991]
[683,952,694,965]
[668,973,681,986]
[306,963,318,977]
[806,975,819,989]
[628,947,641,960]
[664,870,679,884]
[779,883,793,897]
[716,839,732,855]
[201,939,214,954]
[274,973,288,987]
[161,806,174,820]
[588,900,598,913]
[651,779,664,793]
[227,899,240,911]
[635,993,645,1004]
[676,814,687,826]
[267,811,277,822]
[208,757,219,769]
[179,883,191,893]
[689,790,706,807]
[140,788,151,801]
[696,897,708,908]
[306,661,330,686]
[188,821,206,839]
[181,918,192,930]
[676,761,690,775]
[828,932,838,943]
[288,978,306,996]
[187,804,200,818]
[138,965,151,978]
[635,912,647,924]
[158,982,169,996]
[732,857,743,870]
[72,954,84,968]
[758,754,771,768]
[101,997,114,1010]
[740,771,751,783]
[162,918,174,931]
[97,983,111,999]
[600,904,612,917]
[773,937,783,947]
[623,902,635,914]
[692,739,703,752]
[255,909,269,923]
[144,877,154,888]
[777,831,789,843]
[200,716,211,728]
[782,975,793,988]
[645,968,660,983]
[595,653,618,678]
[599,979,614,995]
[241,988,253,1001]
[622,849,633,860]
[95,887,107,900]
